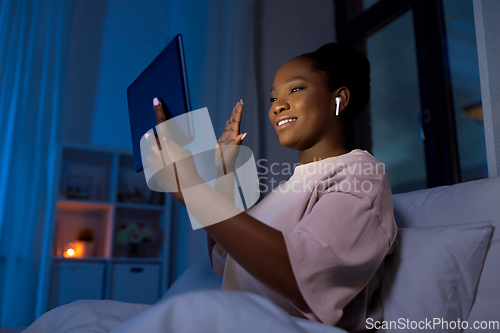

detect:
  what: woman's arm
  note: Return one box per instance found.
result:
[205,210,308,311]
[169,189,217,268]
[163,162,306,309]
[170,186,218,270]
[151,99,307,310]
[170,170,308,311]
[208,161,237,268]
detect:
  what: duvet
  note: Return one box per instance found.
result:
[21,290,347,333]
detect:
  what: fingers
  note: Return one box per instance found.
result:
[153,97,173,150]
[236,132,247,145]
[229,100,243,135]
[153,97,167,125]
[219,100,244,144]
[221,100,243,139]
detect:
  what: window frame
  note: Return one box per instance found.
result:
[335,0,461,188]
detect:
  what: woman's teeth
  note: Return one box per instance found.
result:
[278,118,297,126]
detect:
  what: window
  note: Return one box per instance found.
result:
[335,0,486,192]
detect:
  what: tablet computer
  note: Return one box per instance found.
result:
[126,34,193,172]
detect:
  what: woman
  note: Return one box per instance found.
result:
[149,42,397,332]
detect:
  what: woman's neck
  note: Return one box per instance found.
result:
[297,117,350,165]
[298,145,351,165]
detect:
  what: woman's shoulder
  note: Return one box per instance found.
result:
[335,149,383,168]
[317,149,389,203]
[318,149,386,181]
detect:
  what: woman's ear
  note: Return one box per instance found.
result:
[332,87,350,116]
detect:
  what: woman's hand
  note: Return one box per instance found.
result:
[215,100,247,175]
[146,97,201,206]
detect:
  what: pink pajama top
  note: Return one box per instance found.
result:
[212,149,397,332]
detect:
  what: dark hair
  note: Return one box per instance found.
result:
[296,43,371,124]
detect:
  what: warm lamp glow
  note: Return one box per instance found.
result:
[63,242,84,258]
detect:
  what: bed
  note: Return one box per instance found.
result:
[4,176,499,332]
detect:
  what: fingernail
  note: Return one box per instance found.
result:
[241,133,247,141]
[153,97,159,106]
[240,99,244,105]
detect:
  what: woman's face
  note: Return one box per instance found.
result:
[269,58,339,150]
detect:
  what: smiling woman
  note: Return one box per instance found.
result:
[205,43,397,332]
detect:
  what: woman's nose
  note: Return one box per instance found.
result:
[273,100,289,115]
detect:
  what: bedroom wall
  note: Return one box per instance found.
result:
[89,0,172,149]
[58,0,172,146]
[255,0,336,192]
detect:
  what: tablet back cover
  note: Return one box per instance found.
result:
[127,34,192,172]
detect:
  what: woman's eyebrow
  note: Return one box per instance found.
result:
[270,76,307,92]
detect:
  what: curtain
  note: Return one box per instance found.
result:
[0,0,67,326]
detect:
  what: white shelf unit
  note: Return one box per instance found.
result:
[36,142,174,315]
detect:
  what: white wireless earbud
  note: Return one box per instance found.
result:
[335,97,341,116]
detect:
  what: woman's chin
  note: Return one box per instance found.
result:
[279,137,301,150]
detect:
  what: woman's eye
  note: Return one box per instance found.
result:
[270,86,304,102]
[290,86,304,93]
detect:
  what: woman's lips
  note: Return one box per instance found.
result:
[277,119,297,131]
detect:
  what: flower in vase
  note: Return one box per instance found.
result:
[123,224,139,244]
[116,223,161,248]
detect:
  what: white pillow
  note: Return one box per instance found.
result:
[376,221,492,332]
[463,221,500,332]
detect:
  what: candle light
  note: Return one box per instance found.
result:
[63,242,76,258]
[63,242,85,258]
